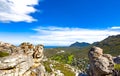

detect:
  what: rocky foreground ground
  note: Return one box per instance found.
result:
[0,41,120,76]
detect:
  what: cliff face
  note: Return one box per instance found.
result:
[0,42,45,76]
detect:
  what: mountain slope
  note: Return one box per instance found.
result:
[93,34,120,56]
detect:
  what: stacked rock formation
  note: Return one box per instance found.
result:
[88,46,114,76]
[0,42,45,76]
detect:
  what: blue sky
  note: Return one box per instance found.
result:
[0,0,120,46]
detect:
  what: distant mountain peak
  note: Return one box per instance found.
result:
[69,42,90,48]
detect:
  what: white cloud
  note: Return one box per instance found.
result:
[31,26,120,46]
[0,26,119,46]
[0,0,39,22]
[110,26,120,30]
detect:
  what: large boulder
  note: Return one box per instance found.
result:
[88,46,114,76]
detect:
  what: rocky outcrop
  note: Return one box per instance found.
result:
[88,46,114,76]
[0,42,45,76]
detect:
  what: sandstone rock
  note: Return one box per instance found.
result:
[19,43,44,60]
[33,44,44,62]
[0,41,12,47]
[19,42,34,55]
[0,42,45,76]
[31,64,46,76]
[88,46,114,76]
[0,54,33,76]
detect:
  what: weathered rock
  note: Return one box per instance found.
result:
[0,41,12,47]
[31,64,46,76]
[33,44,44,58]
[0,54,33,76]
[0,54,32,69]
[0,42,44,76]
[19,42,34,55]
[88,46,114,76]
[19,43,44,60]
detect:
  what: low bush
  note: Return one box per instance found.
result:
[0,51,9,57]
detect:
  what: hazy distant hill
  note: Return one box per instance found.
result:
[45,34,120,58]
[69,42,90,48]
[93,34,120,56]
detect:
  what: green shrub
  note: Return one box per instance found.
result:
[43,60,75,76]
[114,64,120,70]
[0,51,9,57]
[43,61,52,73]
[50,53,74,64]
[53,63,75,76]
[67,54,74,64]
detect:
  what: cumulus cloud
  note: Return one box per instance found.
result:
[31,26,120,46]
[0,0,39,22]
